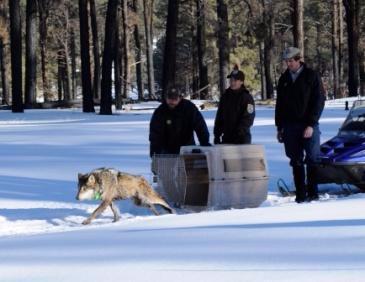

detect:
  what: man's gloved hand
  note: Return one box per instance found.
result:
[214,136,221,144]
[277,130,284,143]
[151,159,157,175]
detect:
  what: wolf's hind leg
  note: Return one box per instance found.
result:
[110,202,121,222]
[149,204,160,215]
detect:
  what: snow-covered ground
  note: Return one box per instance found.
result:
[1,100,365,281]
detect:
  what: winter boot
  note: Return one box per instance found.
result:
[307,165,319,201]
[293,165,307,203]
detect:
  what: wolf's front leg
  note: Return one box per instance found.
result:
[82,200,110,225]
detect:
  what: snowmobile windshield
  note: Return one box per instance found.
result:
[339,103,365,136]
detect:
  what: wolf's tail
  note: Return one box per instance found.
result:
[140,176,175,214]
[157,201,175,214]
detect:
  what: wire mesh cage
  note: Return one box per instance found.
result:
[152,154,187,206]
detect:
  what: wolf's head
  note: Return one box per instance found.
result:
[76,173,101,201]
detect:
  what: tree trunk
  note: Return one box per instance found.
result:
[331,0,340,99]
[38,0,50,101]
[0,38,8,105]
[9,0,23,112]
[343,0,360,96]
[359,50,365,96]
[114,16,122,110]
[79,0,95,112]
[133,0,144,101]
[162,0,179,97]
[216,0,229,96]
[196,0,209,99]
[192,31,199,98]
[63,13,71,102]
[70,27,77,100]
[143,0,155,99]
[25,0,37,107]
[121,0,130,99]
[292,0,304,58]
[338,1,344,85]
[89,0,101,101]
[259,41,267,100]
[57,49,63,101]
[0,1,7,105]
[263,0,274,100]
[100,0,119,115]
[315,23,322,72]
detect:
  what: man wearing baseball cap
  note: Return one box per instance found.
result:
[275,47,325,203]
[149,86,210,158]
[214,65,255,145]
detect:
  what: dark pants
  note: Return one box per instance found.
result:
[282,123,320,201]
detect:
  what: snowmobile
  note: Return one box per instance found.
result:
[316,100,365,192]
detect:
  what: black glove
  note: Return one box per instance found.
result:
[277,130,284,143]
[151,159,157,175]
[214,136,221,144]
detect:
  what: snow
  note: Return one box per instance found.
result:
[1,100,365,281]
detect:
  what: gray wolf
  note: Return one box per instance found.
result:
[76,168,174,225]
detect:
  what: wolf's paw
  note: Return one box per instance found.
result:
[82,218,91,225]
[113,216,121,223]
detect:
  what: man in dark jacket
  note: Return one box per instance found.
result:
[214,66,255,144]
[275,47,325,203]
[149,87,210,157]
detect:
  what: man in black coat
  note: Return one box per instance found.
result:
[214,66,255,144]
[275,47,325,203]
[149,87,210,158]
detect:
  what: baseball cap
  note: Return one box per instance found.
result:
[282,47,301,60]
[166,87,181,99]
[227,69,245,81]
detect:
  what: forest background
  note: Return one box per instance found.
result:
[0,0,364,114]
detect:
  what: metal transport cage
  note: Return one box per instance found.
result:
[153,144,268,210]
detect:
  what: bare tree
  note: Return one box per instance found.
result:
[9,0,23,112]
[121,0,130,99]
[162,0,179,97]
[58,2,71,101]
[100,0,119,115]
[114,10,122,110]
[262,0,274,99]
[143,0,155,99]
[292,0,304,57]
[25,0,38,106]
[331,0,340,98]
[343,0,360,96]
[196,0,209,99]
[259,41,266,99]
[38,0,51,101]
[360,47,365,96]
[79,0,95,111]
[89,0,101,101]
[216,0,229,96]
[132,0,144,100]
[70,26,77,100]
[0,2,9,105]
[338,1,344,84]
[0,38,7,105]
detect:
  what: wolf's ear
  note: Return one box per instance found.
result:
[78,173,83,179]
[87,174,96,185]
